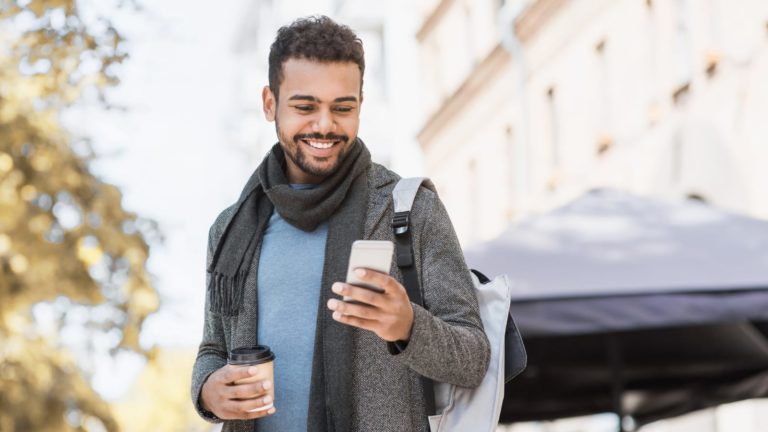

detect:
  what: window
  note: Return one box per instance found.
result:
[646,1,661,125]
[672,82,691,106]
[463,2,478,66]
[703,0,722,78]
[671,128,683,183]
[546,86,561,189]
[546,86,559,168]
[595,39,614,153]
[672,0,693,102]
[686,193,708,203]
[504,125,516,221]
[468,159,479,240]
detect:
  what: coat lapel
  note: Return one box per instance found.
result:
[364,166,398,238]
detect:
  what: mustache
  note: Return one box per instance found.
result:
[294,133,349,143]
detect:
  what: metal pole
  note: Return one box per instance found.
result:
[608,334,627,432]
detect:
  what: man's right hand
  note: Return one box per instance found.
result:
[200,364,276,420]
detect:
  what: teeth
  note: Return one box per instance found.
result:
[307,140,334,149]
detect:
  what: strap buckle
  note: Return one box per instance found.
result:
[392,211,410,235]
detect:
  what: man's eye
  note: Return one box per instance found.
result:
[295,105,314,112]
[334,106,353,113]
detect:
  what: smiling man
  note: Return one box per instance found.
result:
[267,58,361,184]
[191,16,489,432]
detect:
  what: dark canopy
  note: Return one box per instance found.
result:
[464,189,768,427]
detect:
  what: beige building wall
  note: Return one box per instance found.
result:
[418,0,768,247]
[417,0,768,431]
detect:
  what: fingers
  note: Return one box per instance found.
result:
[327,297,380,320]
[215,380,276,420]
[227,394,277,419]
[202,365,278,420]
[351,268,398,294]
[331,309,380,333]
[327,286,385,334]
[327,295,411,340]
[329,269,414,341]
[332,269,403,307]
[223,379,272,400]
[219,364,260,384]
[332,282,384,306]
[330,306,411,341]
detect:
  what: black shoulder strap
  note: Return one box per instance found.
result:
[391,177,436,417]
[391,177,432,306]
[392,210,423,305]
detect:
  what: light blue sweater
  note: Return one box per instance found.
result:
[256,185,328,432]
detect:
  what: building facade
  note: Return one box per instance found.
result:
[417,0,768,246]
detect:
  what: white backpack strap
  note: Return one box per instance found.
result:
[392,177,435,233]
[393,177,429,213]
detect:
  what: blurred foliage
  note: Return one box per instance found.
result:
[113,349,210,432]
[0,0,159,431]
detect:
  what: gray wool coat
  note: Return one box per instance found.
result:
[191,163,490,432]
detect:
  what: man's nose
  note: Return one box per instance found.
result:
[313,109,336,135]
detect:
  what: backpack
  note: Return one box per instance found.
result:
[391,177,527,432]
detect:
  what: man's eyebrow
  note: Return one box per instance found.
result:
[333,96,358,103]
[287,94,358,103]
[288,94,318,102]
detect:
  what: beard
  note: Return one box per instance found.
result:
[275,118,352,179]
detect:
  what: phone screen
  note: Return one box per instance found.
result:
[344,240,394,301]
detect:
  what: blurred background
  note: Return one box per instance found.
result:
[1,0,767,431]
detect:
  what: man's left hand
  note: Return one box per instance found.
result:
[327,268,414,342]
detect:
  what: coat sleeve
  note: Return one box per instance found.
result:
[190,211,233,423]
[391,190,490,387]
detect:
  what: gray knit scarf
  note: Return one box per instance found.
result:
[207,139,371,432]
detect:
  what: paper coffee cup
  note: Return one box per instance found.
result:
[228,346,276,411]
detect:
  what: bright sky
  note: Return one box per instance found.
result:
[65,0,254,398]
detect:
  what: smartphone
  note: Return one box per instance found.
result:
[344,240,394,303]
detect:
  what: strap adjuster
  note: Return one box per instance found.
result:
[392,211,410,235]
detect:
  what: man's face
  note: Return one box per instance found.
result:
[262,58,362,184]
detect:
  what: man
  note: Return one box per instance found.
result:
[191,16,489,432]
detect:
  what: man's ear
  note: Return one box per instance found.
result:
[262,86,276,121]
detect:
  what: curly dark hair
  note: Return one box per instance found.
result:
[268,15,365,100]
